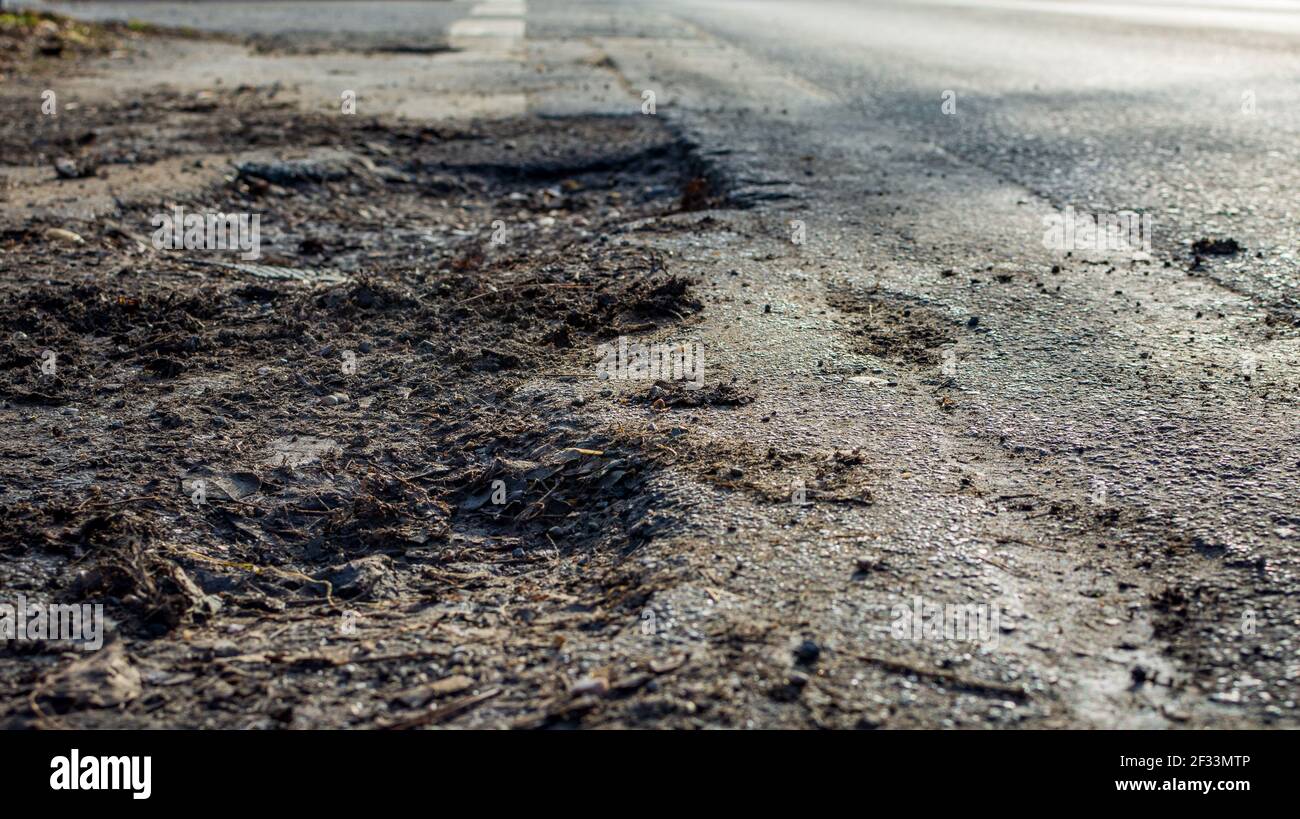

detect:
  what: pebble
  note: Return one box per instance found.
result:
[569,676,609,697]
[794,639,821,665]
[44,227,84,245]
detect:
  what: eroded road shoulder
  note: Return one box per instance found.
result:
[2,3,1297,729]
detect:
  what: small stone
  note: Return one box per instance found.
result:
[850,375,889,386]
[44,227,85,245]
[569,676,609,697]
[794,639,821,666]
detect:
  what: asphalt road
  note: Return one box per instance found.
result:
[30,0,477,49]
[532,0,1300,726]
[19,0,1299,727]
[618,0,1300,311]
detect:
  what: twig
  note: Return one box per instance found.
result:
[379,688,502,730]
[453,281,589,307]
[72,494,164,512]
[174,548,337,608]
[856,653,1028,700]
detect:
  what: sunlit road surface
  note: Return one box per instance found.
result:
[581,0,1300,341]
[22,0,1300,726]
[541,0,1300,726]
[923,0,1300,32]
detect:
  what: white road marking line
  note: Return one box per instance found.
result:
[450,1,526,47]
[449,18,525,38]
[471,1,526,18]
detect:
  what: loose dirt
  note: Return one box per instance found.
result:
[0,19,741,728]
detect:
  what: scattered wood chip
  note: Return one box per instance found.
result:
[380,687,501,730]
[649,653,687,674]
[44,227,85,245]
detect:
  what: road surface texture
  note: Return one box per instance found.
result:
[1,0,1296,729]
[541,0,1300,727]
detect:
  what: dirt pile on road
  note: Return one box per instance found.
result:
[0,67,729,726]
[0,10,198,77]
